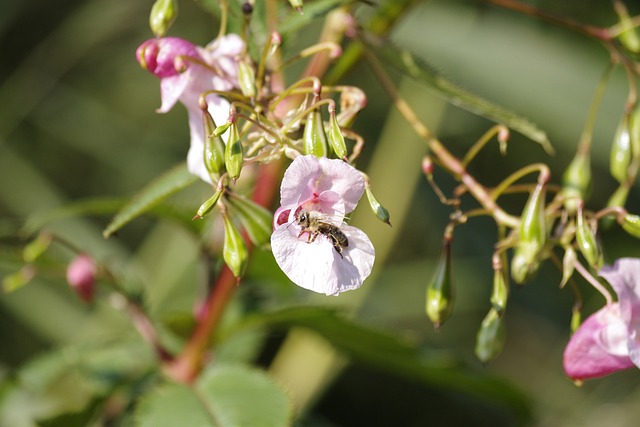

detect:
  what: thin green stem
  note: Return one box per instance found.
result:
[462,125,507,168]
[577,62,616,154]
[491,163,550,202]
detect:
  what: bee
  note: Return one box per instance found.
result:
[296,209,349,258]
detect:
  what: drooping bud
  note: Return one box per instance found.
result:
[193,189,223,220]
[224,121,243,181]
[237,61,256,99]
[610,113,632,183]
[365,187,391,226]
[302,108,328,158]
[66,254,98,303]
[561,149,591,213]
[621,213,640,239]
[575,203,603,269]
[560,246,577,288]
[425,238,454,329]
[202,108,226,177]
[149,0,178,37]
[490,266,508,316]
[421,156,434,177]
[497,126,510,155]
[511,182,547,284]
[328,105,348,159]
[226,193,273,246]
[23,232,52,263]
[222,213,248,278]
[475,308,506,363]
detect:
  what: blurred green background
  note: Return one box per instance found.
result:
[2,0,640,426]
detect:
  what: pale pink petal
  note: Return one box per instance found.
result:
[270,222,374,296]
[159,74,188,113]
[600,258,640,368]
[563,303,635,380]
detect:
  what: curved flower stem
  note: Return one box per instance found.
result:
[461,124,508,168]
[573,258,613,305]
[364,48,520,229]
[490,163,550,202]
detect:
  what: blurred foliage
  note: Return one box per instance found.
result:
[2,0,640,426]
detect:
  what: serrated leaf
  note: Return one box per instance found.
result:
[135,365,292,427]
[369,39,552,152]
[103,163,197,238]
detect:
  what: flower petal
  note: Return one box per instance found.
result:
[600,258,640,368]
[270,223,374,296]
[563,303,635,380]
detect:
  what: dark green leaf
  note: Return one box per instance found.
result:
[103,163,197,238]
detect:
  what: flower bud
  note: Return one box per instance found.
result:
[193,189,223,220]
[237,61,256,99]
[66,254,97,303]
[621,213,640,239]
[149,0,178,37]
[222,213,248,278]
[511,183,547,284]
[475,308,506,363]
[561,150,591,213]
[365,187,391,226]
[226,193,273,246]
[224,121,243,181]
[303,108,328,158]
[328,107,348,159]
[23,232,52,263]
[425,240,454,329]
[203,109,226,176]
[576,204,603,269]
[490,268,508,316]
[560,246,576,288]
[610,114,632,183]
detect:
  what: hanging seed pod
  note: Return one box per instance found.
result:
[365,187,391,226]
[193,189,223,220]
[560,247,577,288]
[238,61,256,99]
[224,121,243,181]
[23,232,52,263]
[425,239,454,330]
[203,109,226,176]
[302,108,328,158]
[576,204,603,269]
[222,213,248,278]
[614,1,640,53]
[490,268,508,316]
[610,114,632,183]
[621,213,640,239]
[475,308,506,363]
[511,183,547,284]
[328,106,348,159]
[561,149,591,213]
[226,193,273,246]
[149,0,178,37]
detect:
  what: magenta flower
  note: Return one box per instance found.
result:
[136,35,244,183]
[563,258,640,380]
[271,155,375,296]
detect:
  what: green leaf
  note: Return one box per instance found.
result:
[103,163,197,238]
[135,365,292,427]
[226,193,273,246]
[370,39,552,152]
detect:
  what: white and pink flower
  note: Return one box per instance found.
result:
[136,35,244,184]
[563,258,640,380]
[271,155,375,296]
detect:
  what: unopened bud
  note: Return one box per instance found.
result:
[303,108,328,158]
[66,254,97,303]
[224,122,243,181]
[238,61,256,99]
[610,114,632,183]
[425,239,454,329]
[475,308,506,363]
[576,204,603,269]
[222,213,248,278]
[421,156,434,177]
[560,247,577,288]
[328,107,348,159]
[365,187,391,226]
[226,193,273,246]
[149,0,178,37]
[561,150,591,213]
[497,126,510,155]
[193,189,223,220]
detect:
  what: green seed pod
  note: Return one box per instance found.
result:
[475,308,506,363]
[224,122,243,181]
[226,193,273,246]
[615,1,640,53]
[149,0,178,37]
[610,114,632,183]
[601,184,630,229]
[490,268,508,316]
[365,187,391,226]
[203,110,226,176]
[287,0,303,11]
[3,266,35,293]
[302,109,328,158]
[511,183,547,284]
[222,213,248,278]
[328,109,348,159]
[570,307,582,334]
[237,61,256,99]
[425,240,454,330]
[576,205,603,269]
[23,232,52,263]
[560,246,576,288]
[561,150,591,213]
[193,189,223,220]
[621,213,640,239]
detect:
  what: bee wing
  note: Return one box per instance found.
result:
[316,212,344,226]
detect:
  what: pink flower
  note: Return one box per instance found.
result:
[563,258,640,380]
[136,35,244,183]
[271,155,375,295]
[66,254,98,303]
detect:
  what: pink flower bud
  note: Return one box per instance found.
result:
[66,254,97,303]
